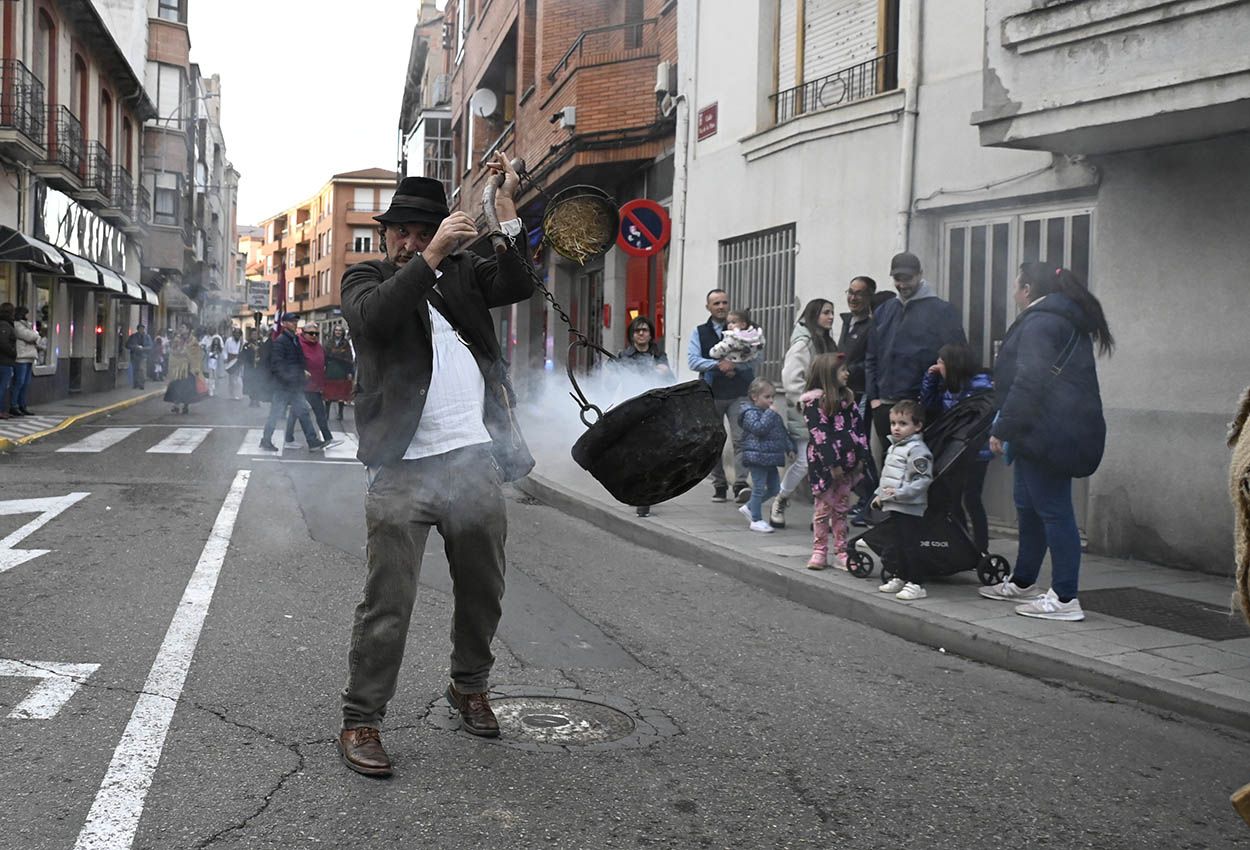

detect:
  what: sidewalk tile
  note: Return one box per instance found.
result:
[1148,643,1250,674]
[1180,673,1250,702]
[1095,625,1196,651]
[1215,637,1250,658]
[973,613,1108,639]
[1032,632,1142,658]
[1101,651,1208,679]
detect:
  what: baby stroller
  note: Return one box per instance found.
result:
[845,392,1012,586]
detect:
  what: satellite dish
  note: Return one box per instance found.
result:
[470,88,498,118]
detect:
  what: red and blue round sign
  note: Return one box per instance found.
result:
[617,199,672,258]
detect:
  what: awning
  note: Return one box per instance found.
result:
[60,250,100,287]
[135,281,159,307]
[0,225,66,271]
[89,261,126,295]
[161,283,199,315]
[116,274,158,306]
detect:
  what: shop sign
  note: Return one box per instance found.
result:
[247,279,269,310]
[33,184,127,271]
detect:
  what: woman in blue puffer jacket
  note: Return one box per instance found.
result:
[979,262,1114,623]
[921,341,995,552]
[738,378,795,533]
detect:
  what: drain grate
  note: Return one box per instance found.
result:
[1080,587,1250,641]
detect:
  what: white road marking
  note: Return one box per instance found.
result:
[323,433,359,460]
[73,470,250,850]
[236,429,280,455]
[0,659,100,719]
[0,492,91,573]
[251,457,359,465]
[145,427,212,454]
[56,428,141,453]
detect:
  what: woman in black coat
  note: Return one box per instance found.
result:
[614,315,672,516]
[979,262,1114,622]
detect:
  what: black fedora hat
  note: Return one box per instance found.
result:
[374,176,450,226]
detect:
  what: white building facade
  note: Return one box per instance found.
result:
[669,0,1250,574]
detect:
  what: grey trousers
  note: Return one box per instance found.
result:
[341,443,507,729]
[710,396,748,489]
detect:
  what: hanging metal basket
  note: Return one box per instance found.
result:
[541,185,620,265]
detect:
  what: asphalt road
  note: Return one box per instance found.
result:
[1,394,1248,849]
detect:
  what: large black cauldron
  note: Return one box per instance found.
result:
[571,380,726,507]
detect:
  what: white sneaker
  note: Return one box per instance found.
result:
[748,520,774,534]
[896,582,927,601]
[1015,588,1085,621]
[738,504,753,522]
[979,578,1045,602]
[879,577,905,594]
[283,441,300,450]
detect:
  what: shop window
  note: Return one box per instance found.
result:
[94,298,109,365]
[33,278,54,369]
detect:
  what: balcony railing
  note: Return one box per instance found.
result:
[548,19,658,82]
[84,141,113,199]
[44,105,83,176]
[770,51,898,125]
[112,166,134,214]
[0,59,46,143]
[347,203,386,212]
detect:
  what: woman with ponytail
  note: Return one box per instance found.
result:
[979,262,1114,622]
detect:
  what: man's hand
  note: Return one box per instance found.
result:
[485,152,520,221]
[870,399,882,409]
[422,211,479,270]
[989,436,1005,456]
[716,359,736,375]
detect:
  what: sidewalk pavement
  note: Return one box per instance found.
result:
[517,441,1250,731]
[0,383,164,451]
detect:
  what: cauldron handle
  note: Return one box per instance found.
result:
[566,337,617,427]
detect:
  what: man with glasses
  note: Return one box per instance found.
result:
[839,277,890,524]
[259,312,330,453]
[864,252,966,448]
[283,322,339,449]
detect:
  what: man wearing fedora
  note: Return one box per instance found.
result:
[337,152,535,777]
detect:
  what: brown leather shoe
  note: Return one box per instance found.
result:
[445,683,500,737]
[338,727,392,777]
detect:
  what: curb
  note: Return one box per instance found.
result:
[0,389,163,452]
[517,472,1250,732]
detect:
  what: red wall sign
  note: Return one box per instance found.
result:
[697,102,718,141]
[616,199,672,258]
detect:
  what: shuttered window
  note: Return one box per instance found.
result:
[777,0,798,91]
[804,0,878,81]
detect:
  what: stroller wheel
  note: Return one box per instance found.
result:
[976,554,1012,586]
[847,550,874,578]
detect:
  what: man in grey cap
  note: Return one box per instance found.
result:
[259,311,328,452]
[336,153,534,777]
[864,252,966,447]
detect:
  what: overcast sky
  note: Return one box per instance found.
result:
[188,1,446,225]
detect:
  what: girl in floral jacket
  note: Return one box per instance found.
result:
[801,353,870,570]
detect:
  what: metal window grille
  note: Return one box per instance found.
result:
[716,224,797,382]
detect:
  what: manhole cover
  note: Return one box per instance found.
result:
[1080,587,1250,641]
[427,685,678,752]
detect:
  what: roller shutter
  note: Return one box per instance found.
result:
[777,0,798,91]
[804,0,878,81]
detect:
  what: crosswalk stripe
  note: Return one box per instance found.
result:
[0,416,63,440]
[237,429,284,456]
[146,428,212,454]
[323,434,359,461]
[56,428,141,453]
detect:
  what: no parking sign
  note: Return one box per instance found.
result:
[616,200,672,258]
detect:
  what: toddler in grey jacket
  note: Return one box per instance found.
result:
[872,400,934,601]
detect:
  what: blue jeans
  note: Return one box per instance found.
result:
[0,364,12,411]
[12,362,31,409]
[263,387,317,445]
[746,464,780,522]
[1011,456,1082,599]
[129,356,146,388]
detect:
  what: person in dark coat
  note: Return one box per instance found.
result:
[125,324,152,389]
[323,325,356,420]
[614,315,672,517]
[240,328,269,407]
[839,278,896,523]
[258,312,325,452]
[864,252,966,448]
[0,302,16,420]
[336,156,534,778]
[979,262,1114,623]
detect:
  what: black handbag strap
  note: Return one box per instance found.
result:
[1050,326,1081,378]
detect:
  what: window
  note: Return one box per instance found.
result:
[99,90,114,154]
[33,11,56,92]
[943,206,1094,368]
[716,224,797,382]
[147,63,185,128]
[624,0,645,49]
[94,297,110,365]
[352,187,373,211]
[158,0,184,23]
[352,227,373,253]
[72,56,88,125]
[33,277,54,369]
[154,182,178,225]
[423,117,454,199]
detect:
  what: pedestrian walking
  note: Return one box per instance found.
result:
[773,298,838,528]
[259,312,327,452]
[800,352,869,570]
[708,309,764,363]
[204,335,223,397]
[920,341,995,552]
[284,321,336,447]
[873,400,934,601]
[163,324,205,414]
[336,157,535,777]
[687,289,753,503]
[615,315,673,517]
[224,328,244,400]
[125,324,152,389]
[979,263,1114,622]
[323,325,356,420]
[0,302,16,419]
[241,328,269,407]
[150,333,165,382]
[864,252,965,449]
[11,305,44,416]
[737,377,792,534]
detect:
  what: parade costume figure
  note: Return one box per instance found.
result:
[163,326,205,414]
[338,157,534,778]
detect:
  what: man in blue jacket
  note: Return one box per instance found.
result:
[687,288,753,502]
[864,252,966,448]
[259,312,328,452]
